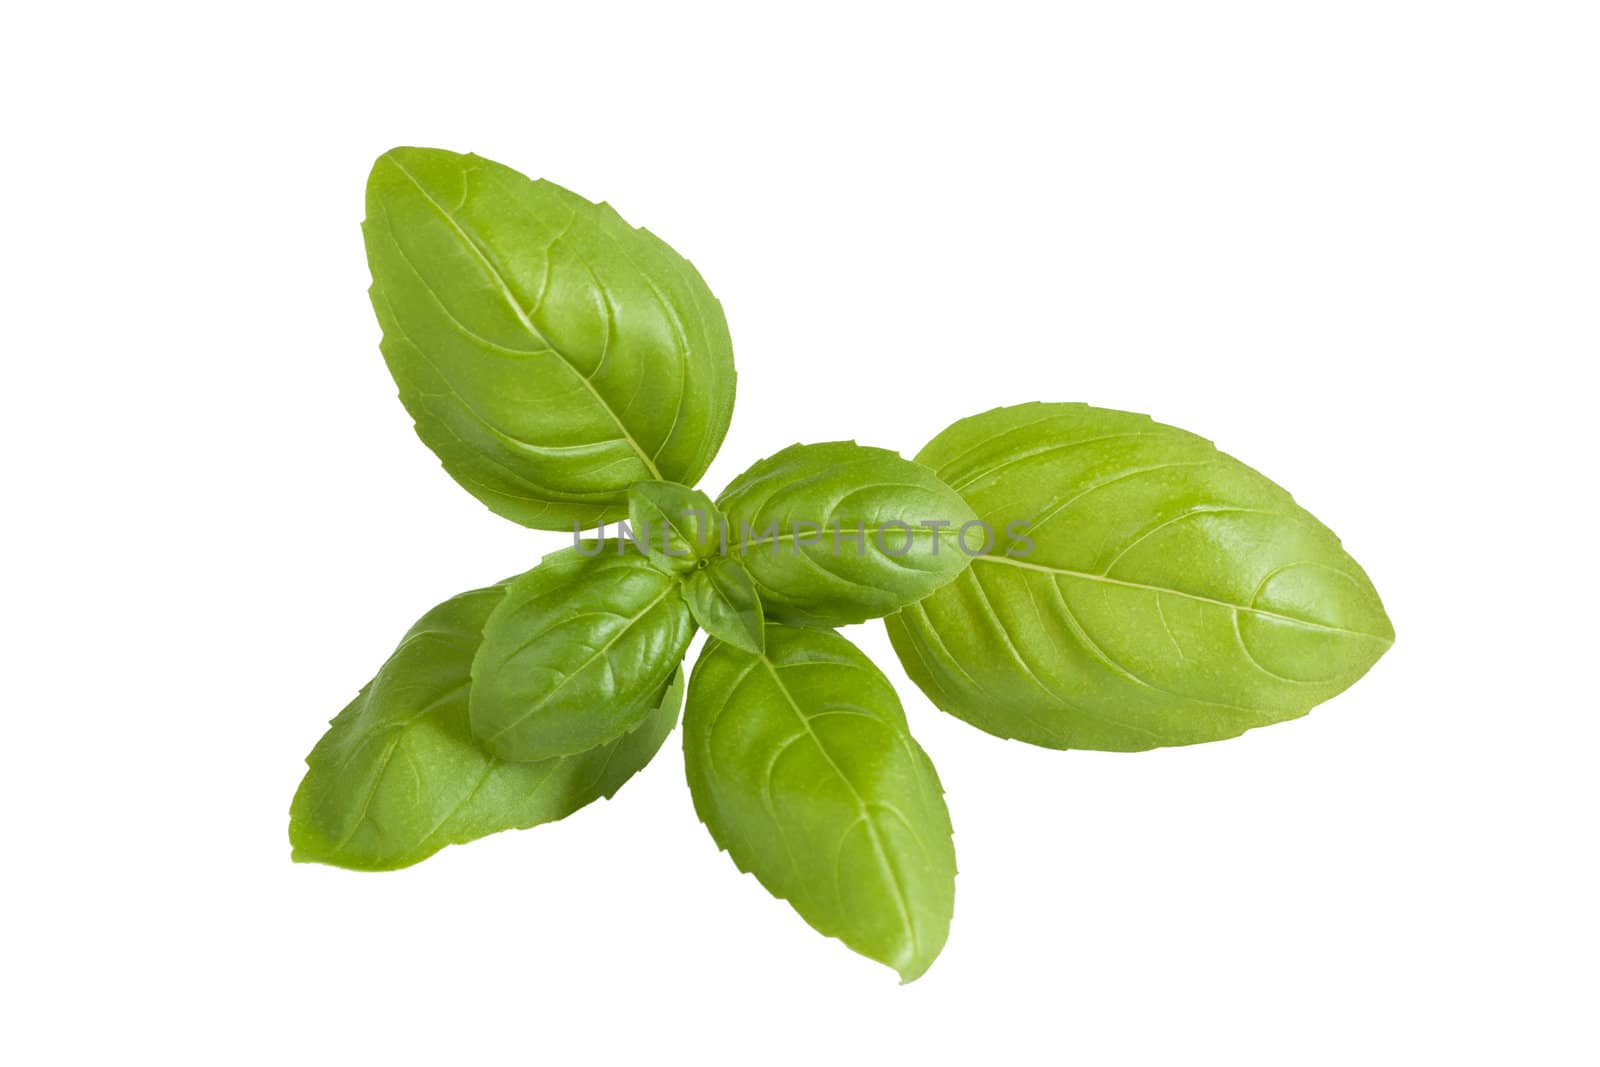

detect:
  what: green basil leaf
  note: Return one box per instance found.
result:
[470,545,695,761]
[626,479,724,574]
[289,585,684,871]
[885,403,1395,751]
[716,441,980,627]
[683,557,765,654]
[684,623,956,982]
[364,147,736,530]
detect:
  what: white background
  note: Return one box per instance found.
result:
[6,2,1596,1063]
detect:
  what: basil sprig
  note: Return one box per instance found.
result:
[291,148,1393,982]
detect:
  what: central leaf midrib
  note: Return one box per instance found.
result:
[976,554,1391,641]
[733,525,962,553]
[758,655,920,968]
[386,155,663,480]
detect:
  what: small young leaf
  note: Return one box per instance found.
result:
[364,147,736,530]
[885,403,1394,750]
[684,624,956,982]
[289,585,684,872]
[716,441,980,627]
[627,480,724,574]
[682,557,765,654]
[471,545,695,761]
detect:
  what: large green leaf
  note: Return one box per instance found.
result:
[470,545,695,761]
[716,442,979,627]
[290,584,683,871]
[684,624,956,982]
[364,147,736,529]
[885,403,1394,751]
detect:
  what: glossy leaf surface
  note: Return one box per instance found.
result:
[471,546,694,761]
[717,442,979,627]
[684,624,956,981]
[886,403,1394,750]
[364,147,736,529]
[290,585,683,871]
